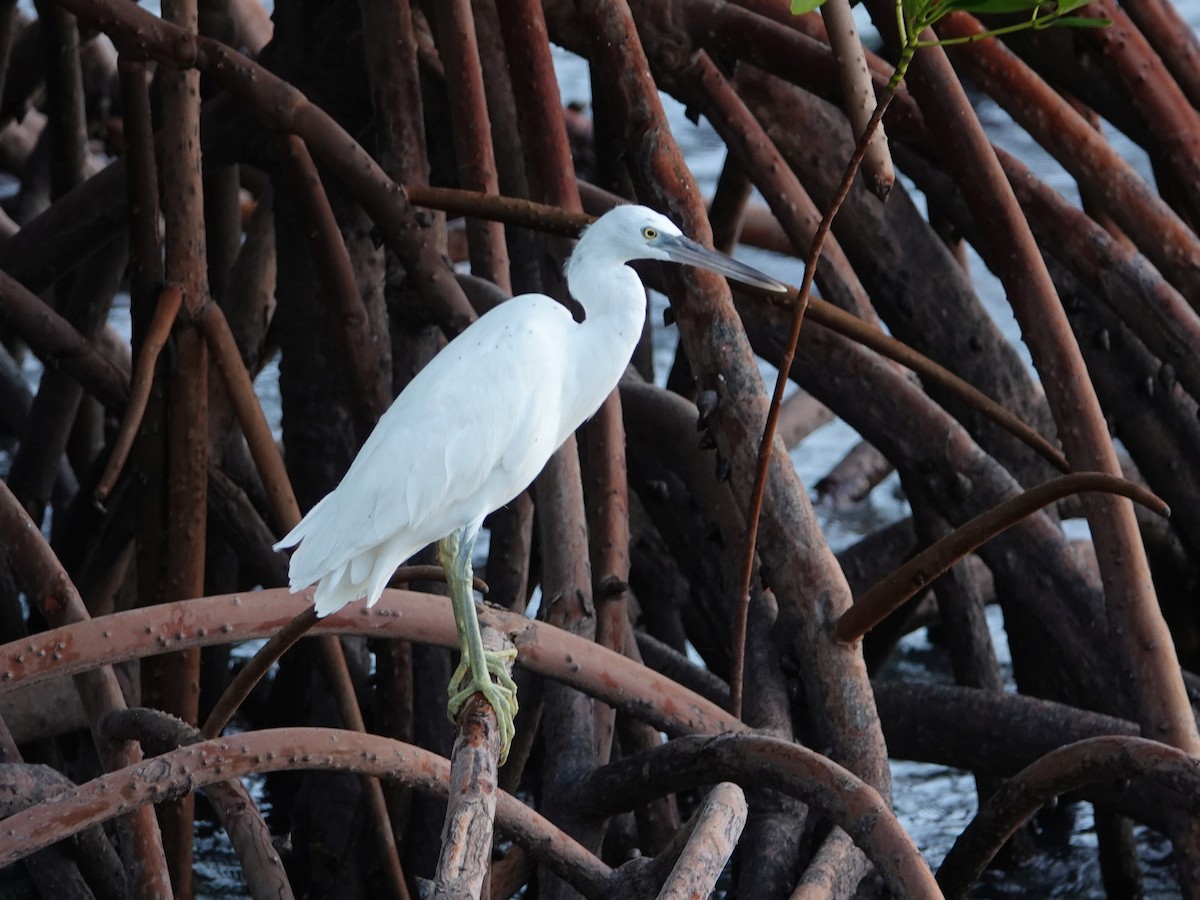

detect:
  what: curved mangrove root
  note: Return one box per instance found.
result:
[836,472,1169,642]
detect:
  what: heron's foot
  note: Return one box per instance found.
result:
[447,648,519,764]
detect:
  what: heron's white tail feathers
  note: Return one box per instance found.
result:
[275,496,411,618]
[305,540,408,617]
[273,493,332,553]
[311,561,355,617]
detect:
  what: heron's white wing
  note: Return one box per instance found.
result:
[372,295,572,534]
[281,295,572,588]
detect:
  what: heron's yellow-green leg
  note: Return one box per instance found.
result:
[439,527,518,764]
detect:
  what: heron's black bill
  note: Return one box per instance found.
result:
[662,235,787,293]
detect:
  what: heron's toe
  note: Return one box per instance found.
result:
[447,649,519,764]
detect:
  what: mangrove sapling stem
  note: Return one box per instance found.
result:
[729,48,909,718]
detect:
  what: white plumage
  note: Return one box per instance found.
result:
[278,291,589,615]
[272,204,784,759]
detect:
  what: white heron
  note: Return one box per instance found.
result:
[274,204,785,761]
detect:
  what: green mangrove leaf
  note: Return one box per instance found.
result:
[791,0,828,12]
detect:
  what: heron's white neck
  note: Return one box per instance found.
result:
[565,254,647,335]
[561,254,647,419]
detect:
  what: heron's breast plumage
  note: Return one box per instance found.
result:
[277,294,578,614]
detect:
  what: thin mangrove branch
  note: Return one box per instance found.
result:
[835,472,1169,643]
[730,62,904,718]
[94,285,182,503]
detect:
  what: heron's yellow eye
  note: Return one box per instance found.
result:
[642,226,658,240]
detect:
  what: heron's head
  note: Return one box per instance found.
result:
[575,204,786,293]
